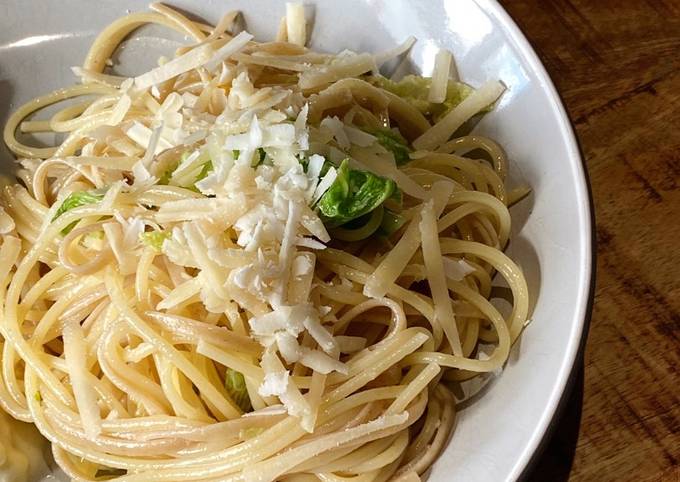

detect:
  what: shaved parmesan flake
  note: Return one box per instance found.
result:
[286,3,306,46]
[295,104,310,150]
[275,332,302,363]
[299,53,376,89]
[296,237,326,250]
[258,371,290,397]
[124,121,172,154]
[134,32,252,89]
[442,257,476,280]
[260,349,311,423]
[311,166,337,205]
[320,116,350,148]
[302,315,337,355]
[135,42,216,90]
[275,200,302,305]
[276,15,288,42]
[413,80,505,151]
[226,122,296,150]
[131,122,164,184]
[204,31,254,72]
[428,49,452,103]
[292,254,313,277]
[306,153,324,181]
[300,209,330,243]
[249,305,306,338]
[107,94,132,126]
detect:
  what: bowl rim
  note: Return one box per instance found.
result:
[478,1,596,480]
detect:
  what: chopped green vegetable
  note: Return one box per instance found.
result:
[54,191,104,220]
[34,391,41,402]
[225,368,252,413]
[159,150,214,190]
[81,230,105,250]
[140,231,170,252]
[186,160,214,193]
[369,75,475,120]
[53,191,104,234]
[252,148,266,167]
[159,150,191,185]
[330,206,385,242]
[374,128,411,165]
[158,167,174,185]
[379,209,406,236]
[196,161,213,183]
[389,186,403,207]
[230,149,265,167]
[317,159,396,228]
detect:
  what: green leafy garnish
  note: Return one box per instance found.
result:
[379,209,406,236]
[158,166,176,185]
[317,159,396,228]
[196,161,213,183]
[369,75,474,120]
[140,231,170,252]
[389,186,403,207]
[225,368,252,413]
[252,148,266,167]
[53,191,104,234]
[329,206,385,242]
[34,391,41,402]
[159,150,213,190]
[374,128,411,165]
[158,150,189,185]
[81,230,105,250]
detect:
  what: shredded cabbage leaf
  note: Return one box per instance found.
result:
[379,209,406,236]
[140,231,170,251]
[316,159,396,228]
[225,368,252,413]
[53,191,104,234]
[373,128,411,165]
[369,74,474,120]
[158,150,215,191]
[195,161,213,183]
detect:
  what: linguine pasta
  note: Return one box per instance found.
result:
[0,3,529,481]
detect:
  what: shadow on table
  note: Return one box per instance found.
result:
[522,363,585,481]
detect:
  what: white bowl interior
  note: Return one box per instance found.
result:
[0,1,592,480]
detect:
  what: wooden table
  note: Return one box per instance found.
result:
[496,1,680,480]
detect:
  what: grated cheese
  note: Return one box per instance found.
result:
[443,257,476,280]
[134,32,252,89]
[428,49,452,104]
[285,3,306,46]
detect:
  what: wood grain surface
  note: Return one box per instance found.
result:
[496,1,680,481]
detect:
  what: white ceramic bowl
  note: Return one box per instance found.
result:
[0,1,593,480]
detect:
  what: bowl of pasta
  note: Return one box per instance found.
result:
[0,1,592,481]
